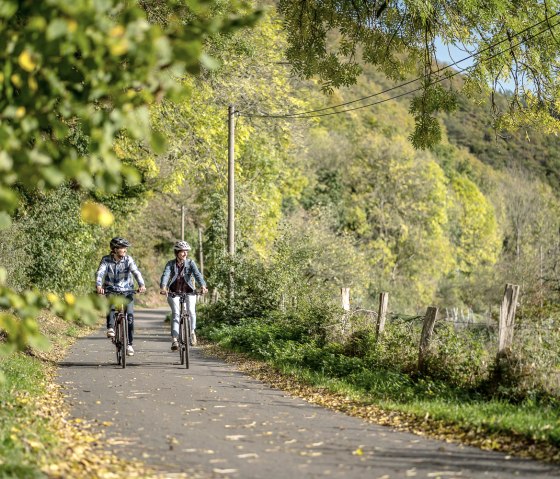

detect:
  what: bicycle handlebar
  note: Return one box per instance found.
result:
[101,288,141,295]
[161,290,205,298]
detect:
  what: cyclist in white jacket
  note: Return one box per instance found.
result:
[160,241,207,350]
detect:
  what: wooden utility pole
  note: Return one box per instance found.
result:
[181,205,185,241]
[341,288,350,311]
[228,105,235,256]
[198,227,204,276]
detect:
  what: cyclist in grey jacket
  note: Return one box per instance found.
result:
[96,237,146,356]
[160,240,207,350]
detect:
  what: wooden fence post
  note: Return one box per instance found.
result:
[418,306,438,374]
[211,289,220,303]
[341,287,350,311]
[376,292,388,341]
[498,283,520,355]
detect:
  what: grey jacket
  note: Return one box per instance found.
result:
[159,259,206,291]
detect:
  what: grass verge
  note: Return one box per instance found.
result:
[0,312,184,479]
[201,326,560,464]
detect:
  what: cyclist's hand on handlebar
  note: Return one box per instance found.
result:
[138,285,146,294]
[96,285,104,295]
[160,289,168,296]
[201,286,208,294]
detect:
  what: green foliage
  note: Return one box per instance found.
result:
[15,186,104,295]
[0,0,260,356]
[203,222,345,337]
[0,0,260,217]
[441,93,560,192]
[277,0,560,148]
[447,176,500,274]
[423,322,493,388]
[0,352,50,476]
[143,12,309,262]
[409,84,458,149]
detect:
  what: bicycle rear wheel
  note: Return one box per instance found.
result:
[179,313,186,365]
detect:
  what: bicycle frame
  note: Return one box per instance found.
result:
[105,289,136,368]
[163,288,205,368]
[168,292,193,369]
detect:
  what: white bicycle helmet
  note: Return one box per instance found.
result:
[173,240,191,252]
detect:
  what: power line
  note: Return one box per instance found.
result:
[239,12,560,120]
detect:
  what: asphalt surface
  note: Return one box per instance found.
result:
[57,309,560,479]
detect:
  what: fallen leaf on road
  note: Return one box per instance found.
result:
[427,472,462,477]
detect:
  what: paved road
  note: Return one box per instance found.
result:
[57,309,560,479]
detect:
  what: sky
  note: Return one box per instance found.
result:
[434,37,474,70]
[434,37,516,93]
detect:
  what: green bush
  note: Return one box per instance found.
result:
[2,185,105,295]
[422,322,493,389]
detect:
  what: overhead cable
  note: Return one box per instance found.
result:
[239,11,560,119]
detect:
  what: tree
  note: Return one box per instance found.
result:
[277,0,560,148]
[447,175,500,274]
[0,0,259,361]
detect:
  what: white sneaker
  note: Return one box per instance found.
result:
[190,331,197,346]
[126,345,134,356]
[107,328,115,338]
[171,339,179,351]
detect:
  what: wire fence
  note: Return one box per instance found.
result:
[336,287,560,397]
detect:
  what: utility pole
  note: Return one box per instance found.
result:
[181,205,185,241]
[228,105,235,256]
[198,227,204,275]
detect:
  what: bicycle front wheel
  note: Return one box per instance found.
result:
[115,320,122,366]
[121,314,128,369]
[184,315,191,369]
[179,314,186,365]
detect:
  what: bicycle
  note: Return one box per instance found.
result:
[104,288,137,368]
[165,290,202,369]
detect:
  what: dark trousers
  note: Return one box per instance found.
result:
[106,296,135,345]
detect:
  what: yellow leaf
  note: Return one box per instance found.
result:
[80,201,114,227]
[67,19,78,33]
[110,39,129,56]
[11,74,22,88]
[26,439,44,450]
[109,25,125,37]
[18,51,37,72]
[47,293,58,303]
[64,292,75,305]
